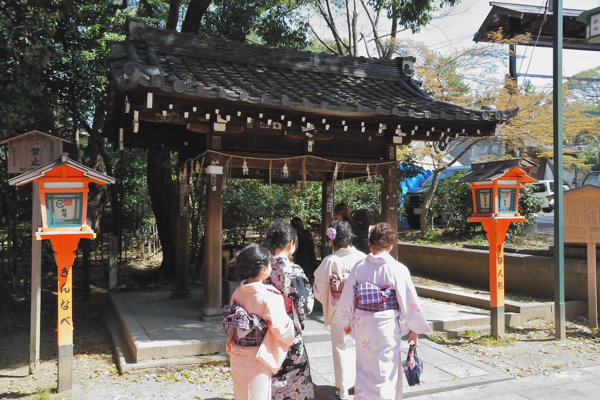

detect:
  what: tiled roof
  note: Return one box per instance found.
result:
[108,17,517,124]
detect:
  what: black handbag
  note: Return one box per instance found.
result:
[402,344,423,386]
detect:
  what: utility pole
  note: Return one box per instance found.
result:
[552,0,566,341]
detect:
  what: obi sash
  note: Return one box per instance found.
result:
[330,272,345,301]
[354,282,399,312]
[222,301,268,347]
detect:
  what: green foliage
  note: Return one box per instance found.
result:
[430,170,541,233]
[218,180,323,248]
[577,140,600,169]
[199,0,311,49]
[334,178,382,224]
[430,169,472,233]
[513,184,541,230]
[369,0,460,33]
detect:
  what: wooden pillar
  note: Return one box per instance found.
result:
[321,177,333,245]
[482,218,511,339]
[50,235,80,392]
[201,169,223,320]
[587,242,598,329]
[30,182,41,375]
[381,165,399,259]
[172,160,190,298]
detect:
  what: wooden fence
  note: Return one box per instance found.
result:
[0,224,162,270]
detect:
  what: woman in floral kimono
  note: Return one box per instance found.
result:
[313,220,367,399]
[265,219,315,400]
[334,222,430,400]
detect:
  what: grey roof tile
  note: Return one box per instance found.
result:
[108,17,517,128]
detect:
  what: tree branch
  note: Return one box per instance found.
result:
[316,0,347,55]
[359,0,383,58]
[309,23,339,54]
[139,0,155,18]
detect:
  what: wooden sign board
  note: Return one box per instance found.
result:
[562,185,600,243]
[1,131,67,174]
[559,184,600,329]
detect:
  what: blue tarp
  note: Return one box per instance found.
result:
[398,166,430,208]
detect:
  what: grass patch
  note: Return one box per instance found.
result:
[24,389,56,400]
[463,328,478,338]
[475,334,516,347]
[427,333,448,344]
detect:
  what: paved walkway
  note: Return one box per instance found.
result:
[405,366,600,399]
[107,290,600,399]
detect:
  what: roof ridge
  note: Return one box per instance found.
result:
[126,17,405,81]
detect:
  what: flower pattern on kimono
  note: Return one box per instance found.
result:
[337,304,353,325]
[266,256,314,325]
[356,334,375,356]
[266,256,315,400]
[408,300,420,315]
[355,388,366,400]
[353,316,363,331]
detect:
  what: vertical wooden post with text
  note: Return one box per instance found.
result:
[0,131,70,375]
[557,185,600,329]
[8,154,114,391]
[457,159,536,338]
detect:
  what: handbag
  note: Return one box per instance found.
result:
[402,344,423,386]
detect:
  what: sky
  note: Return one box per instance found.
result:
[394,0,600,90]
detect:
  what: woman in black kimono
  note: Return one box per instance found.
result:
[265,219,315,400]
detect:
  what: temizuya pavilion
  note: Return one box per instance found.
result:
[104,17,517,320]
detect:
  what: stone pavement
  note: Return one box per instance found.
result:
[405,366,600,400]
[306,299,511,400]
[106,289,600,399]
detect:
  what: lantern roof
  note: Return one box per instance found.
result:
[457,158,536,183]
[8,153,115,187]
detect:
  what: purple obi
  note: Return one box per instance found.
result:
[354,282,399,311]
[222,302,268,347]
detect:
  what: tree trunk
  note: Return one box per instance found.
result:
[420,169,442,234]
[182,0,212,34]
[147,148,178,279]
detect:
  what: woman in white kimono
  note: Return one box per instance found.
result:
[313,220,367,399]
[334,222,430,400]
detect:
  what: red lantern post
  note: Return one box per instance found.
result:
[458,159,536,338]
[9,154,114,391]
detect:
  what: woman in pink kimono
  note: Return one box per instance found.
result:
[334,222,430,400]
[224,243,295,400]
[313,220,367,399]
[264,219,315,400]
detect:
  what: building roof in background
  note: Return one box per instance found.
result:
[474,2,592,50]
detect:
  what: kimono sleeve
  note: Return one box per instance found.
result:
[313,257,333,306]
[286,265,314,321]
[257,292,295,373]
[392,262,430,335]
[332,262,359,327]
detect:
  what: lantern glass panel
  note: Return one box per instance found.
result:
[475,188,493,214]
[45,192,83,227]
[498,188,517,213]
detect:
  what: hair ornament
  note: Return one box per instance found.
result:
[235,251,241,259]
[368,225,376,239]
[326,227,337,241]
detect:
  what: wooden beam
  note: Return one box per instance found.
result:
[381,165,399,259]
